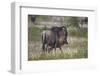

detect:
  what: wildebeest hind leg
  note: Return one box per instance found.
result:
[45,44,49,54]
[42,43,45,51]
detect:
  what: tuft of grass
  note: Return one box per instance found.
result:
[72,49,88,58]
[28,48,88,61]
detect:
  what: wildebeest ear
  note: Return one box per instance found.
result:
[62,26,66,28]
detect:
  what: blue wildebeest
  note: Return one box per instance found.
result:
[41,26,68,53]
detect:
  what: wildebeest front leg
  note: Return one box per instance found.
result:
[59,47,64,54]
[54,42,57,56]
[41,43,46,55]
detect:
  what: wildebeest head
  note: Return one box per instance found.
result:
[61,26,68,44]
[51,26,68,44]
[54,26,68,44]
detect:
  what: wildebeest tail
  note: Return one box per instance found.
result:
[41,31,46,51]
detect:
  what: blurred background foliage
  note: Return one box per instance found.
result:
[29,15,88,28]
[28,15,88,41]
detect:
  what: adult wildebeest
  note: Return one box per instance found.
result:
[41,26,68,53]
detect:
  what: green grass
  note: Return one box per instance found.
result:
[28,27,43,41]
[28,26,88,61]
[36,16,49,21]
[28,26,88,41]
[72,49,88,58]
[68,26,88,37]
[28,48,88,61]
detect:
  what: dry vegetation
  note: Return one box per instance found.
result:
[28,26,88,60]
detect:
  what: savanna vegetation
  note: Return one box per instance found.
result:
[28,15,88,61]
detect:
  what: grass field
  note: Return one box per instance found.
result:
[28,26,88,61]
